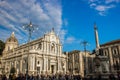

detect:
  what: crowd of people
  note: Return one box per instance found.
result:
[0,72,120,80]
[0,73,81,80]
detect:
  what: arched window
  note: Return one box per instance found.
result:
[112,47,118,55]
[104,51,107,56]
[37,42,42,50]
[104,49,108,56]
[114,49,117,55]
[38,61,40,65]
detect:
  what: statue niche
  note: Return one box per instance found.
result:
[51,43,55,52]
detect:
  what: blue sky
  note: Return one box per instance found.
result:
[0,0,120,52]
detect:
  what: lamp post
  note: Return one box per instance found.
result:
[23,21,38,80]
[81,40,88,77]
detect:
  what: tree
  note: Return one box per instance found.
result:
[0,40,5,55]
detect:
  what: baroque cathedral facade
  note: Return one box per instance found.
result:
[1,29,67,75]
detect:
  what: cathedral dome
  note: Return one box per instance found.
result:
[6,32,18,43]
[6,36,18,42]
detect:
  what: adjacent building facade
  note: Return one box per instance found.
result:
[66,50,95,77]
[100,39,120,73]
[1,29,67,75]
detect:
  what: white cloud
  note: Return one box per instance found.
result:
[66,36,75,44]
[65,36,81,44]
[95,5,107,11]
[89,0,97,3]
[87,0,120,16]
[105,0,120,4]
[105,0,114,4]
[0,0,63,43]
[95,5,115,12]
[90,3,97,7]
[98,12,106,16]
[95,5,115,15]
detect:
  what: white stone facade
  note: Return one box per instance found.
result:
[1,30,67,75]
[100,40,120,73]
[66,50,95,77]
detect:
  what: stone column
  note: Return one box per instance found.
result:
[44,41,46,52]
[48,58,50,74]
[47,42,49,53]
[14,60,17,74]
[29,56,32,71]
[64,59,67,73]
[17,61,20,74]
[45,41,47,52]
[54,44,56,53]
[66,52,68,73]
[34,56,37,71]
[33,56,35,71]
[56,45,57,54]
[46,41,47,52]
[79,53,83,77]
[60,45,62,56]
[50,43,51,53]
[14,60,17,69]
[118,45,120,54]
[57,45,59,55]
[46,58,48,73]
[42,55,45,73]
[72,53,74,74]
[56,57,59,72]
[118,46,120,66]
[108,47,114,72]
[54,65,56,74]
[86,53,88,74]
[20,59,23,73]
[80,53,85,77]
[48,42,50,53]
[5,62,7,73]
[47,42,49,54]
[10,61,11,71]
[42,41,44,51]
[43,41,44,52]
[60,58,62,72]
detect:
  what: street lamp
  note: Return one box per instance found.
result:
[81,40,88,77]
[23,21,38,80]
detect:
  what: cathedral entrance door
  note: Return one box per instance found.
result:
[37,67,40,74]
[51,65,54,74]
